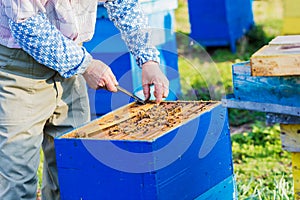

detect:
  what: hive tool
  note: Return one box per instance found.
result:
[116,85,146,105]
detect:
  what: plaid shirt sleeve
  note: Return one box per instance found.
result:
[104,0,160,67]
[9,12,92,78]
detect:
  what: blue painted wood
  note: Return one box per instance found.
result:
[54,104,234,200]
[194,175,237,200]
[222,94,300,116]
[187,0,254,52]
[232,61,300,108]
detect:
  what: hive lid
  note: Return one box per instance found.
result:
[269,35,300,46]
[250,35,300,76]
[61,101,220,142]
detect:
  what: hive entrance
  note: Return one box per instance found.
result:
[63,101,218,141]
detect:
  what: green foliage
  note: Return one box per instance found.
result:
[231,122,293,199]
[233,122,280,147]
[245,25,271,51]
[228,109,265,127]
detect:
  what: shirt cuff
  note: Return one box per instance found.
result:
[76,48,93,75]
[136,48,160,67]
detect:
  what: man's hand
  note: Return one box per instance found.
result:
[142,61,169,103]
[82,59,118,92]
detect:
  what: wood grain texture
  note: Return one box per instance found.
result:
[269,35,300,45]
[280,124,300,152]
[250,44,300,76]
[63,101,219,141]
[222,94,300,117]
[232,61,300,107]
[266,113,300,125]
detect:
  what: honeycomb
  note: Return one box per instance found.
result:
[63,101,218,141]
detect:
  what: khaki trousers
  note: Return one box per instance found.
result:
[0,44,90,200]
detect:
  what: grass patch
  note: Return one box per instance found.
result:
[232,122,293,199]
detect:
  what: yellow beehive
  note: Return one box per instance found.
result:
[282,0,300,34]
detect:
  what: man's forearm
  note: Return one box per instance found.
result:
[104,0,160,67]
[9,12,92,78]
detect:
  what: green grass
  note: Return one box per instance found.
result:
[175,0,294,199]
[232,122,293,199]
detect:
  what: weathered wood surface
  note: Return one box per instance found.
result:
[292,152,300,200]
[250,35,300,76]
[222,94,300,117]
[232,62,300,107]
[269,35,300,45]
[280,124,300,152]
[64,101,218,141]
[266,113,300,125]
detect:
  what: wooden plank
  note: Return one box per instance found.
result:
[63,101,219,141]
[269,35,300,45]
[250,44,300,76]
[222,94,300,117]
[292,152,300,200]
[232,61,300,107]
[280,124,300,152]
[266,113,300,125]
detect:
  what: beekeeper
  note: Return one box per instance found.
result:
[0,0,169,199]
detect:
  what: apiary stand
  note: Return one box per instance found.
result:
[54,101,236,199]
[222,35,300,199]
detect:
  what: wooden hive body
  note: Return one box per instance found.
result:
[54,101,235,199]
[250,35,300,76]
[232,61,300,108]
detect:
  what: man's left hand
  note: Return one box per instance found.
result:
[142,61,169,104]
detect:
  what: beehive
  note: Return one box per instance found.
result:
[55,101,235,199]
[250,35,300,76]
[282,0,300,35]
[230,61,300,109]
[187,0,254,52]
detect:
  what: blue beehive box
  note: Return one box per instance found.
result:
[54,101,236,199]
[84,0,181,118]
[232,61,300,107]
[222,61,300,117]
[187,0,254,52]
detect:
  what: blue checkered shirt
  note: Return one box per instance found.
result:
[4,0,160,78]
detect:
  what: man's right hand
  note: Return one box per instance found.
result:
[82,59,118,92]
